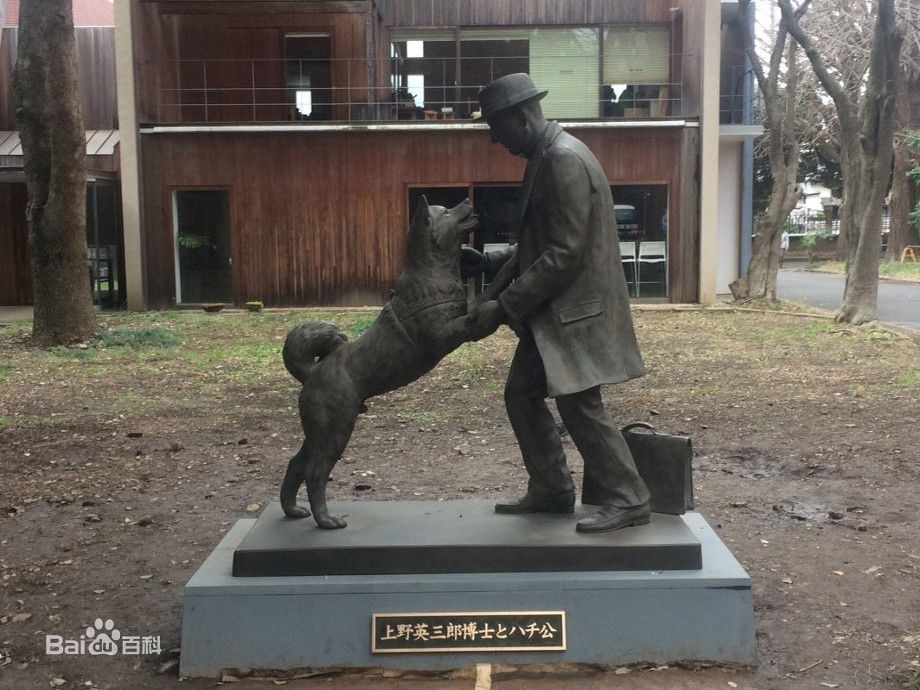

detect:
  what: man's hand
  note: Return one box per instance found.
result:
[465,300,505,341]
[460,247,490,279]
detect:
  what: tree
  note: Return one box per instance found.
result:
[730,0,808,301]
[887,0,920,260]
[13,0,95,345]
[780,0,903,324]
[909,130,920,233]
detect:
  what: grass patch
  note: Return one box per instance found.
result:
[445,343,490,380]
[183,342,281,381]
[396,410,442,424]
[97,328,182,349]
[812,260,846,274]
[864,329,892,342]
[346,314,377,337]
[880,261,920,280]
[0,362,11,383]
[892,667,920,690]
[47,346,99,360]
[0,321,32,337]
[763,321,829,347]
[895,366,920,389]
[812,260,920,281]
[42,327,181,361]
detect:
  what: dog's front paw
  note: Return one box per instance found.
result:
[282,505,312,519]
[316,514,347,529]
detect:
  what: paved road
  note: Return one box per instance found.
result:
[778,263,920,330]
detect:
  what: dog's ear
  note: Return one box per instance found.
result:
[411,195,432,230]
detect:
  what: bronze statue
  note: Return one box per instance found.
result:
[463,73,652,533]
[281,199,487,529]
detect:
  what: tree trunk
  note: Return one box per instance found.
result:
[730,13,801,302]
[889,138,913,261]
[730,159,798,301]
[886,63,918,261]
[13,0,95,345]
[834,144,858,261]
[836,0,901,324]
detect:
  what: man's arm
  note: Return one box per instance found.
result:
[460,244,517,279]
[498,152,591,323]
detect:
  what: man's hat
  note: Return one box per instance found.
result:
[476,73,548,121]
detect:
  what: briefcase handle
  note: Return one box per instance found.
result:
[621,422,656,434]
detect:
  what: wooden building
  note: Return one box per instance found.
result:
[0,0,123,307]
[128,0,758,308]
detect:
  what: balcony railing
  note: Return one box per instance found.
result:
[719,63,761,125]
[151,55,755,126]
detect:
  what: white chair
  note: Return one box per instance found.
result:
[637,241,667,297]
[619,241,637,296]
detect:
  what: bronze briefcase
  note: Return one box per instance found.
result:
[581,422,695,515]
[623,422,694,515]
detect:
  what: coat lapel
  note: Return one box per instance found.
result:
[517,121,563,229]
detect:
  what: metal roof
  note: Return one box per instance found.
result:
[3,0,115,28]
[0,129,119,159]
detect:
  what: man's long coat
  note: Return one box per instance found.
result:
[492,121,645,397]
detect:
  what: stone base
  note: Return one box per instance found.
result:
[179,507,755,677]
[232,501,702,576]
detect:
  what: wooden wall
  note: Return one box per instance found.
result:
[133,0,709,124]
[139,127,695,307]
[679,0,703,118]
[382,0,683,26]
[0,182,32,305]
[135,1,375,123]
[0,27,117,130]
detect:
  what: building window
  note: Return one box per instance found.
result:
[602,26,672,118]
[459,31,530,118]
[529,28,600,119]
[295,90,313,117]
[612,184,668,297]
[406,74,425,108]
[285,34,331,121]
[392,26,670,120]
[391,34,455,119]
[471,185,520,250]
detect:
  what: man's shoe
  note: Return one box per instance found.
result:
[575,502,651,533]
[495,493,575,514]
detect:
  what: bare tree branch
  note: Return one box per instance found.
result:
[779,0,858,133]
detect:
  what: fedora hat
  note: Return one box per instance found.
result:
[476,73,548,121]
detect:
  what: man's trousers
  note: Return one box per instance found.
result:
[504,331,650,508]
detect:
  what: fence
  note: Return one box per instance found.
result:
[153,54,756,125]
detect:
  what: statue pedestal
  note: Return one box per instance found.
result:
[179,501,755,677]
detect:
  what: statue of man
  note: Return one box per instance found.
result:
[464,73,651,533]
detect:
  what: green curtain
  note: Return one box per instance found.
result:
[529,28,600,119]
[603,26,671,85]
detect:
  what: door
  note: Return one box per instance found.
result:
[173,189,232,304]
[285,33,332,121]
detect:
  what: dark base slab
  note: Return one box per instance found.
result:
[232,501,701,577]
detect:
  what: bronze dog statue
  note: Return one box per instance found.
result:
[280,198,494,529]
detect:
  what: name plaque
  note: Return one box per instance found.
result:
[371,611,566,653]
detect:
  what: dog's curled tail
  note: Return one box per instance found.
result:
[282,321,348,384]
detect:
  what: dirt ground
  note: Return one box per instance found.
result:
[0,307,918,690]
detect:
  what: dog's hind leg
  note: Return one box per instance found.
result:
[305,412,359,530]
[280,441,311,518]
